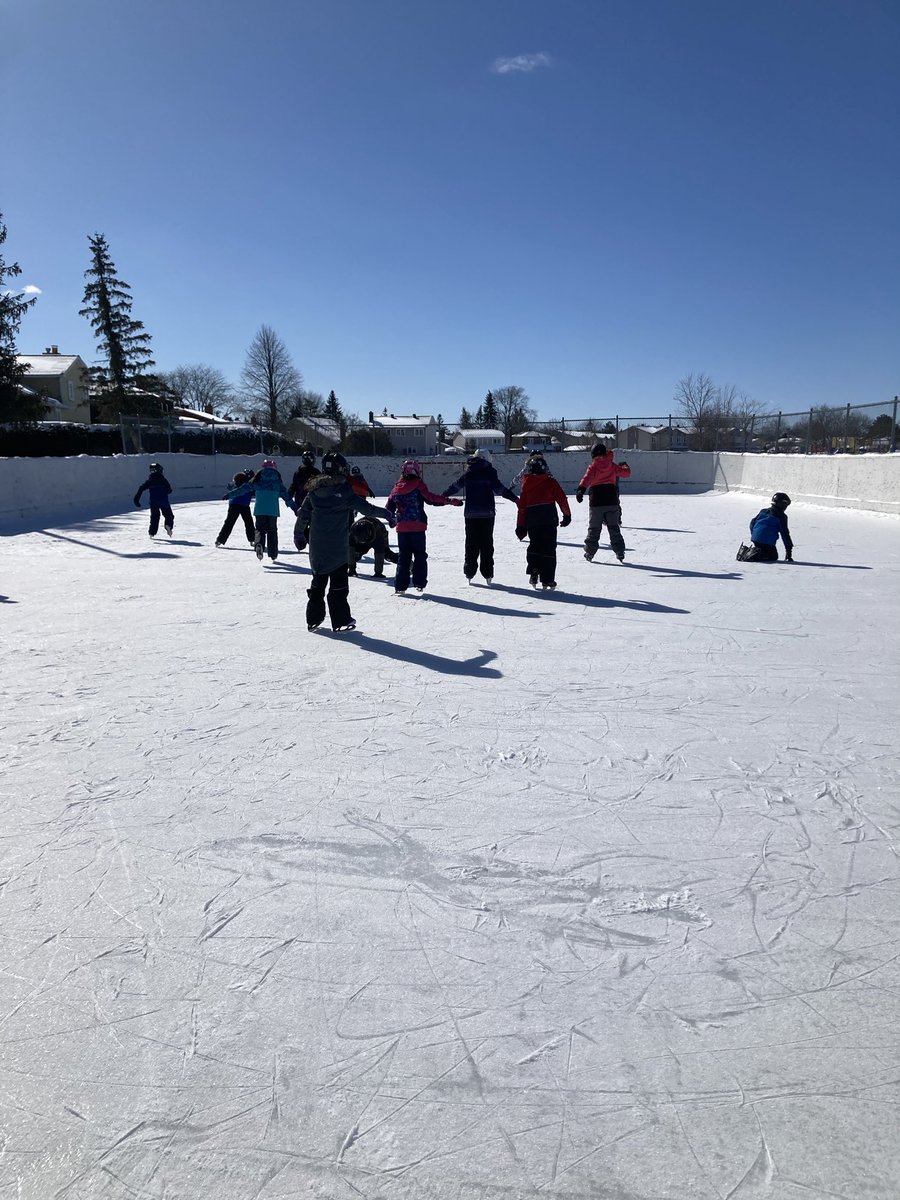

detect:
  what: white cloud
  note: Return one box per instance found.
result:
[491,52,553,75]
[22,285,42,294]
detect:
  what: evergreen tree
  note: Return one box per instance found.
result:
[436,413,448,441]
[80,234,157,418]
[324,389,347,440]
[482,390,498,429]
[474,404,484,428]
[0,213,41,423]
[459,406,473,429]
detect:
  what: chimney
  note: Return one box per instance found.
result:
[46,345,60,355]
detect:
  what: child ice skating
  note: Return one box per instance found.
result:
[737,493,795,563]
[515,456,571,589]
[133,462,174,537]
[216,468,256,547]
[348,465,376,500]
[299,451,394,631]
[576,442,632,562]
[289,447,320,551]
[386,460,462,594]
[442,449,517,584]
[226,459,296,562]
[348,517,398,577]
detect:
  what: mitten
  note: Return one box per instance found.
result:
[385,513,396,527]
[515,526,527,541]
[450,498,463,507]
[133,497,141,508]
[560,514,572,527]
[575,488,585,503]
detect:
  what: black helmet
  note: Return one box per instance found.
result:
[149,462,162,473]
[302,447,316,465]
[350,465,362,476]
[591,442,608,457]
[526,456,548,475]
[321,451,349,477]
[771,492,791,508]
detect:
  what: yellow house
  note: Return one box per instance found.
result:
[16,347,92,423]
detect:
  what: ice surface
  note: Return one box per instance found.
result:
[1,491,898,1199]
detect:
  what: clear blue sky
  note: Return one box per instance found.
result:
[5,0,898,422]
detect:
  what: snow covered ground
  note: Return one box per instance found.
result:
[2,490,899,1200]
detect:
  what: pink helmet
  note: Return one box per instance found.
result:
[401,459,421,477]
[262,458,277,468]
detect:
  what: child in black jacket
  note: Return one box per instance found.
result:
[133,463,174,537]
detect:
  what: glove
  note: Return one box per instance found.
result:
[449,498,463,506]
[385,513,396,528]
[560,514,571,527]
[575,488,585,504]
[617,461,629,469]
[515,527,527,541]
[133,497,141,508]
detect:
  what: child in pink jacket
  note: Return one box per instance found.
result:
[576,442,632,562]
[385,460,462,594]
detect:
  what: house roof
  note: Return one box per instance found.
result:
[17,354,87,376]
[292,415,342,441]
[374,414,435,428]
[460,428,505,439]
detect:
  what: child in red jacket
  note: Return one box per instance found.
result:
[515,457,571,589]
[385,460,461,594]
[576,442,632,562]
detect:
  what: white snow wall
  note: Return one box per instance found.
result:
[1,450,898,530]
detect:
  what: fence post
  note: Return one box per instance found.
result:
[119,416,127,456]
[211,421,216,457]
[891,397,898,454]
[805,408,812,455]
[775,412,782,450]
[844,403,851,452]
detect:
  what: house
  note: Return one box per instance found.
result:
[620,424,692,451]
[511,431,562,453]
[371,413,439,457]
[16,347,92,422]
[284,414,342,452]
[452,428,506,453]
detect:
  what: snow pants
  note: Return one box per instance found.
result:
[217,504,255,545]
[148,503,174,536]
[525,525,558,586]
[463,517,496,579]
[255,515,279,559]
[395,531,428,591]
[585,504,625,558]
[306,565,352,629]
[738,541,778,562]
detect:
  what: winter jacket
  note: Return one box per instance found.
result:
[750,506,793,552]
[349,516,389,555]
[289,464,320,503]
[227,467,295,518]
[134,474,173,507]
[226,471,253,508]
[516,475,571,529]
[299,475,391,575]
[386,477,456,533]
[578,457,631,507]
[442,459,517,519]
[349,474,375,499]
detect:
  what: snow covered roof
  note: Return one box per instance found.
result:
[171,407,236,427]
[460,428,505,440]
[374,414,436,428]
[17,355,86,376]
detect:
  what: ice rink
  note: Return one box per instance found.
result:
[2,490,899,1199]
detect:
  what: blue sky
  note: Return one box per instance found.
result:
[5,0,898,422]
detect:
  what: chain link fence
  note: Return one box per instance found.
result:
[445,397,899,455]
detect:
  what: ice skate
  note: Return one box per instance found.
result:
[165,525,173,537]
[529,572,539,588]
[333,622,357,633]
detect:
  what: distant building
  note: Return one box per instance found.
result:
[16,348,92,422]
[452,428,506,452]
[371,413,439,456]
[620,424,692,451]
[285,414,342,452]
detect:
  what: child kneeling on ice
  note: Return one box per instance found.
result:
[515,456,571,589]
[737,493,794,563]
[386,460,462,594]
[299,451,394,631]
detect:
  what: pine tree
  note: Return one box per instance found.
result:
[482,390,498,429]
[436,413,448,441]
[459,407,473,429]
[0,213,41,423]
[79,234,156,417]
[324,389,347,440]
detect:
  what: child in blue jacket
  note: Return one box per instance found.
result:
[737,493,794,562]
[442,450,517,584]
[226,459,296,562]
[133,463,174,537]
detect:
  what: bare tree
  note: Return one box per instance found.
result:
[674,372,719,448]
[162,363,235,415]
[492,384,537,448]
[239,325,302,430]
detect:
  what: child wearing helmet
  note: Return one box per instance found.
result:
[348,516,398,577]
[133,462,174,538]
[299,451,394,631]
[289,449,320,551]
[348,464,376,500]
[226,459,296,562]
[575,442,631,562]
[515,456,571,589]
[385,460,462,594]
[737,493,794,563]
[442,449,518,585]
[216,468,256,547]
